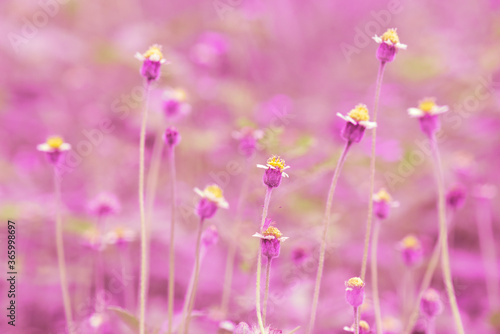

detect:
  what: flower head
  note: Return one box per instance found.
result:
[399,234,423,267]
[233,127,264,158]
[421,288,444,318]
[162,87,191,120]
[37,136,71,164]
[373,28,407,63]
[164,126,181,148]
[373,188,399,220]
[253,224,288,259]
[201,225,219,250]
[104,227,136,247]
[257,155,290,188]
[88,193,121,217]
[337,104,376,143]
[345,277,365,307]
[408,98,449,138]
[135,44,168,82]
[446,185,466,210]
[194,184,228,220]
[343,320,371,333]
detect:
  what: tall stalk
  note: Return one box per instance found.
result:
[167,146,177,334]
[360,61,386,281]
[371,221,382,334]
[307,141,352,334]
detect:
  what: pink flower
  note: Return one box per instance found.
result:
[372,28,407,63]
[373,188,399,220]
[162,87,191,120]
[345,277,365,307]
[398,235,423,267]
[37,136,71,165]
[194,185,228,220]
[421,288,444,318]
[337,104,376,143]
[257,155,290,188]
[343,320,372,333]
[408,98,448,138]
[135,44,169,82]
[233,127,264,158]
[253,225,288,259]
[88,193,121,217]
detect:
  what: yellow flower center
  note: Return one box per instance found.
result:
[346,277,364,288]
[375,188,392,202]
[205,185,223,199]
[359,321,370,331]
[267,155,286,170]
[381,28,400,44]
[46,136,64,149]
[402,235,421,249]
[143,45,164,61]
[114,227,125,239]
[418,98,436,113]
[173,89,187,101]
[348,104,370,122]
[263,226,282,239]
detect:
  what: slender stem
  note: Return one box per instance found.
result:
[221,163,251,317]
[263,257,272,324]
[475,197,500,310]
[371,220,382,334]
[95,216,104,316]
[54,168,74,334]
[354,307,360,334]
[138,82,151,334]
[144,127,165,310]
[167,147,177,334]
[120,245,133,310]
[182,219,204,334]
[307,141,352,334]
[404,231,441,334]
[427,317,436,334]
[360,61,386,281]
[430,135,465,334]
[288,326,301,334]
[256,186,274,334]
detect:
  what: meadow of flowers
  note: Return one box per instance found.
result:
[2,0,500,333]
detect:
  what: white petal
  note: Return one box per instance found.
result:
[431,105,449,115]
[282,165,291,170]
[385,40,394,46]
[256,164,268,169]
[252,233,264,238]
[218,199,229,209]
[359,121,377,129]
[396,43,407,50]
[194,188,205,197]
[408,108,424,117]
[282,172,289,178]
[37,143,51,152]
[279,237,289,242]
[134,52,145,61]
[345,115,358,125]
[336,113,350,123]
[372,35,382,44]
[60,143,71,151]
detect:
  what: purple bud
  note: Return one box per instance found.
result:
[400,235,423,267]
[46,151,63,165]
[196,198,218,220]
[341,122,366,143]
[374,200,390,220]
[201,225,219,250]
[164,127,181,148]
[262,238,281,259]
[421,288,444,318]
[376,42,397,63]
[446,186,466,210]
[234,322,251,334]
[141,59,162,82]
[263,167,283,188]
[345,277,365,308]
[418,114,441,138]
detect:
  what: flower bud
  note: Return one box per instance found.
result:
[345,277,365,308]
[421,288,443,318]
[196,198,218,220]
[164,126,181,148]
[446,185,466,210]
[399,235,423,267]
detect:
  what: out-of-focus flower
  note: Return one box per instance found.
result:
[473,184,497,200]
[162,88,191,120]
[164,126,181,148]
[373,188,399,220]
[82,229,104,251]
[399,235,423,267]
[421,288,444,318]
[201,225,219,250]
[194,185,229,220]
[233,127,264,158]
[372,28,407,63]
[253,225,288,259]
[291,246,310,266]
[234,322,282,334]
[446,185,467,210]
[88,313,105,329]
[88,192,121,217]
[135,44,168,82]
[37,136,71,165]
[381,316,402,334]
[337,104,376,143]
[190,31,228,68]
[408,98,448,138]
[257,155,290,188]
[343,320,371,333]
[219,320,236,332]
[103,227,136,246]
[345,277,365,307]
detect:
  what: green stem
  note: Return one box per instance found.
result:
[167,147,177,334]
[138,82,151,334]
[371,220,382,334]
[307,141,352,334]
[263,257,272,325]
[360,61,386,281]
[54,169,74,334]
[430,135,465,334]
